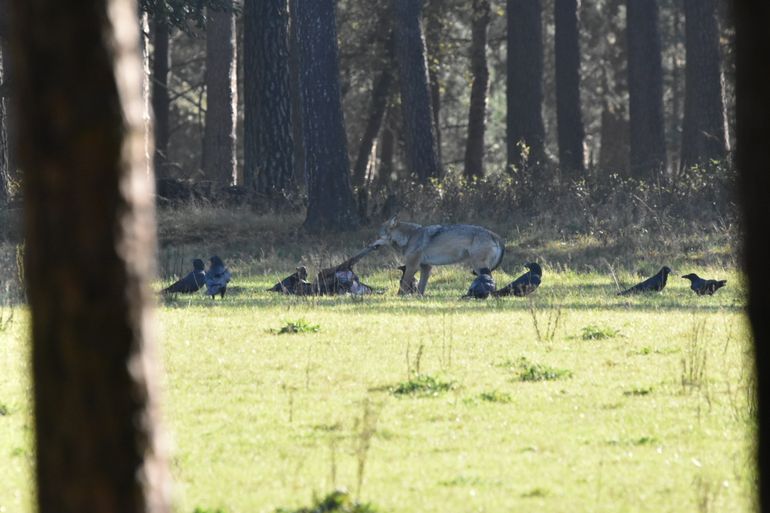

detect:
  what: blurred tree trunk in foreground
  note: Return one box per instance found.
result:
[295,0,358,230]
[506,0,546,173]
[9,0,170,510]
[734,2,770,512]
[152,9,170,178]
[203,1,238,187]
[244,0,296,198]
[627,0,667,181]
[463,0,490,180]
[680,0,728,170]
[554,0,586,180]
[393,0,442,183]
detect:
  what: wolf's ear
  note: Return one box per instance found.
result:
[386,215,398,228]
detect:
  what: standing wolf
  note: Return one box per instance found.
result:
[372,217,505,295]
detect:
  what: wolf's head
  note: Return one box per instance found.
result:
[373,216,409,248]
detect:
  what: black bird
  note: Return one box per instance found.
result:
[205,256,231,299]
[162,258,206,294]
[618,266,671,295]
[463,268,496,299]
[493,262,542,297]
[682,273,727,295]
[267,266,310,294]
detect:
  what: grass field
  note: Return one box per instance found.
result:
[0,257,756,513]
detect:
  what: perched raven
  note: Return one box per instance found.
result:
[267,266,310,294]
[618,266,671,295]
[162,258,206,294]
[463,268,496,299]
[205,256,231,299]
[682,273,727,295]
[493,262,542,297]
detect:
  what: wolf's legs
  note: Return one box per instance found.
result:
[417,264,432,295]
[399,265,419,295]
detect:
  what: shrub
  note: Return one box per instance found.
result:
[275,490,381,513]
[390,375,455,397]
[514,357,572,382]
[271,319,320,335]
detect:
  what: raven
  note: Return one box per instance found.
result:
[618,266,671,295]
[463,268,496,299]
[205,256,231,299]
[161,258,206,294]
[493,262,542,297]
[267,266,311,294]
[682,273,727,295]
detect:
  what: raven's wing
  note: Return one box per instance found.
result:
[162,271,205,294]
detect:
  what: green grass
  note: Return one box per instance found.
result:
[0,264,755,513]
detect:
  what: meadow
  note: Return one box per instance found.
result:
[0,207,756,513]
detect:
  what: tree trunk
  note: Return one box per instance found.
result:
[597,0,629,177]
[680,0,728,170]
[244,0,296,197]
[0,31,8,204]
[295,0,358,231]
[288,0,305,190]
[506,0,546,172]
[393,0,442,184]
[425,0,443,167]
[627,0,667,181]
[463,0,490,180]
[151,11,170,179]
[203,2,237,187]
[554,0,586,179]
[352,61,393,188]
[734,3,770,511]
[141,11,152,178]
[8,0,170,511]
[377,105,396,188]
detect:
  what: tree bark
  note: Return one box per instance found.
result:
[627,0,667,181]
[244,0,296,197]
[425,0,443,167]
[0,30,8,204]
[151,11,170,179]
[393,0,442,184]
[141,11,152,178]
[8,0,170,511]
[554,0,586,179]
[734,3,770,512]
[295,0,358,231]
[680,0,729,170]
[377,105,396,188]
[463,0,490,180]
[352,61,393,188]
[203,2,237,187]
[506,0,546,172]
[288,0,305,190]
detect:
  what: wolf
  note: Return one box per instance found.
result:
[372,217,505,295]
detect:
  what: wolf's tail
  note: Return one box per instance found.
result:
[491,239,505,271]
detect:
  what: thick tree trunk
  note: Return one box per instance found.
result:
[352,63,393,187]
[295,0,358,231]
[463,0,490,180]
[734,3,770,512]
[393,0,442,184]
[203,2,238,187]
[244,0,296,197]
[627,0,667,181]
[8,0,170,511]
[554,0,586,179]
[151,12,170,179]
[506,0,546,172]
[680,0,728,170]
